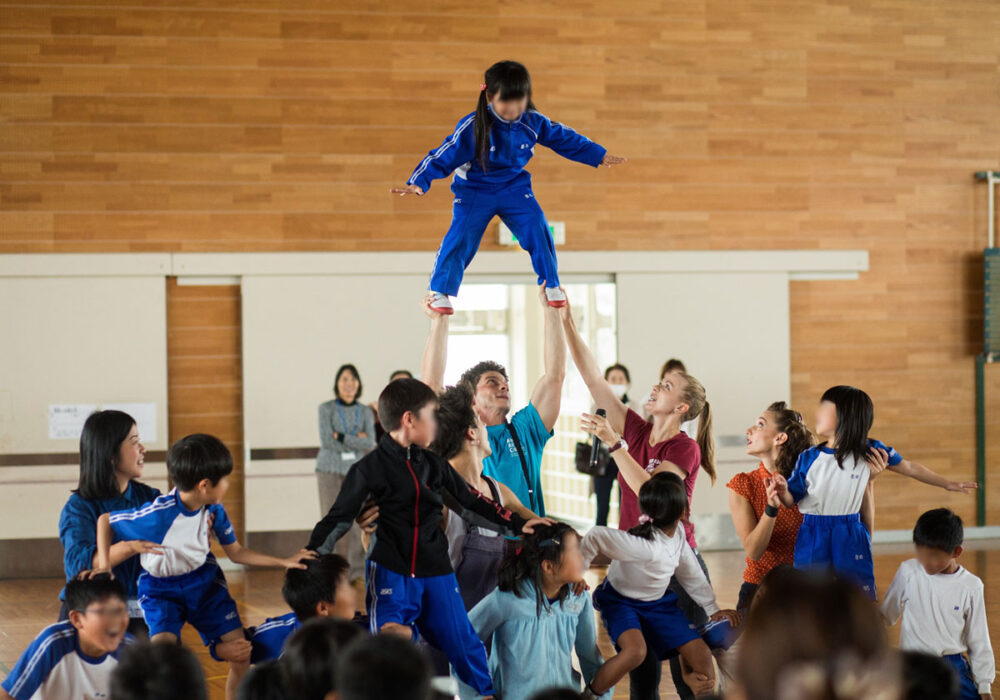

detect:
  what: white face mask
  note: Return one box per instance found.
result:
[610,383,628,400]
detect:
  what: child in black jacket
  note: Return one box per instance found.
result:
[307,378,549,698]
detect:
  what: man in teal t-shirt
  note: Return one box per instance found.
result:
[420,286,566,516]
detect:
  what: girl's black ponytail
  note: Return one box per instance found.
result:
[626,472,688,541]
[473,87,491,171]
[498,522,576,616]
[473,61,535,173]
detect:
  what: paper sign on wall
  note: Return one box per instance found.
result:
[48,404,98,440]
[47,402,157,442]
[103,402,158,443]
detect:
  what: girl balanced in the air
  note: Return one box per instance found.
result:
[392,60,626,314]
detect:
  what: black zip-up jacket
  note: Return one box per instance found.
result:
[306,434,528,578]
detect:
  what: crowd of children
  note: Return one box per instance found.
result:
[3,304,995,700]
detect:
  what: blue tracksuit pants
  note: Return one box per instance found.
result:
[366,560,495,696]
[430,178,559,297]
[793,513,877,600]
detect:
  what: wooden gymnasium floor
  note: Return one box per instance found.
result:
[2,542,998,699]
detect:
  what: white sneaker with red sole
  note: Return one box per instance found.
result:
[544,287,568,308]
[428,292,454,315]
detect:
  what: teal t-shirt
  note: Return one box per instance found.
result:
[483,402,553,516]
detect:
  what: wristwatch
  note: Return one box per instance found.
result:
[608,438,628,454]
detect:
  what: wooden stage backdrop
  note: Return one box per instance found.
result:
[2,0,999,539]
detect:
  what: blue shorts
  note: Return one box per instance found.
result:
[942,653,980,700]
[794,513,876,600]
[592,581,701,659]
[366,560,494,697]
[138,559,242,645]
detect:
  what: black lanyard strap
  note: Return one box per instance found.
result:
[505,419,536,513]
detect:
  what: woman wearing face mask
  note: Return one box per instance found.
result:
[593,364,638,527]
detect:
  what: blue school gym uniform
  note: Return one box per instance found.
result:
[1,621,134,700]
[366,560,494,696]
[786,439,901,600]
[248,612,301,663]
[407,105,607,296]
[108,489,243,644]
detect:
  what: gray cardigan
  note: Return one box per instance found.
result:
[316,398,377,475]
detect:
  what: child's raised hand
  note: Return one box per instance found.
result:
[520,517,555,535]
[390,184,424,196]
[865,447,889,481]
[599,154,626,167]
[946,480,979,494]
[710,608,742,627]
[282,549,318,570]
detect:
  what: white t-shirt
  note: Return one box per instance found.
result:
[1,621,133,700]
[882,558,995,694]
[109,489,236,578]
[580,525,718,613]
[787,440,901,515]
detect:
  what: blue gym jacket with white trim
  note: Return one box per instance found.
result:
[407,105,607,193]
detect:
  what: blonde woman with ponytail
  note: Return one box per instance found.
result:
[560,301,719,700]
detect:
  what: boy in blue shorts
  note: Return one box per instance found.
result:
[882,508,995,700]
[89,433,314,700]
[2,574,134,700]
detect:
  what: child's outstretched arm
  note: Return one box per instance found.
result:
[440,461,549,535]
[221,541,314,570]
[420,294,449,393]
[887,458,978,493]
[306,466,370,553]
[579,526,658,569]
[392,115,477,196]
[534,111,624,168]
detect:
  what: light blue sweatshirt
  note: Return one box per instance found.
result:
[457,581,611,700]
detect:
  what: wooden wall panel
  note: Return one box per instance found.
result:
[3,0,999,529]
[166,279,245,541]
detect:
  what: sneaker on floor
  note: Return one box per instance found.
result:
[544,287,567,308]
[428,292,454,315]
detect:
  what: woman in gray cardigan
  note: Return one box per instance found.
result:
[316,363,376,582]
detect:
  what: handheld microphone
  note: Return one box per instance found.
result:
[590,408,607,468]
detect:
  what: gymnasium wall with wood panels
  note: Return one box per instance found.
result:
[2,0,999,532]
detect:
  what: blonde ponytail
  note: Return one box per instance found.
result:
[677,372,715,484]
